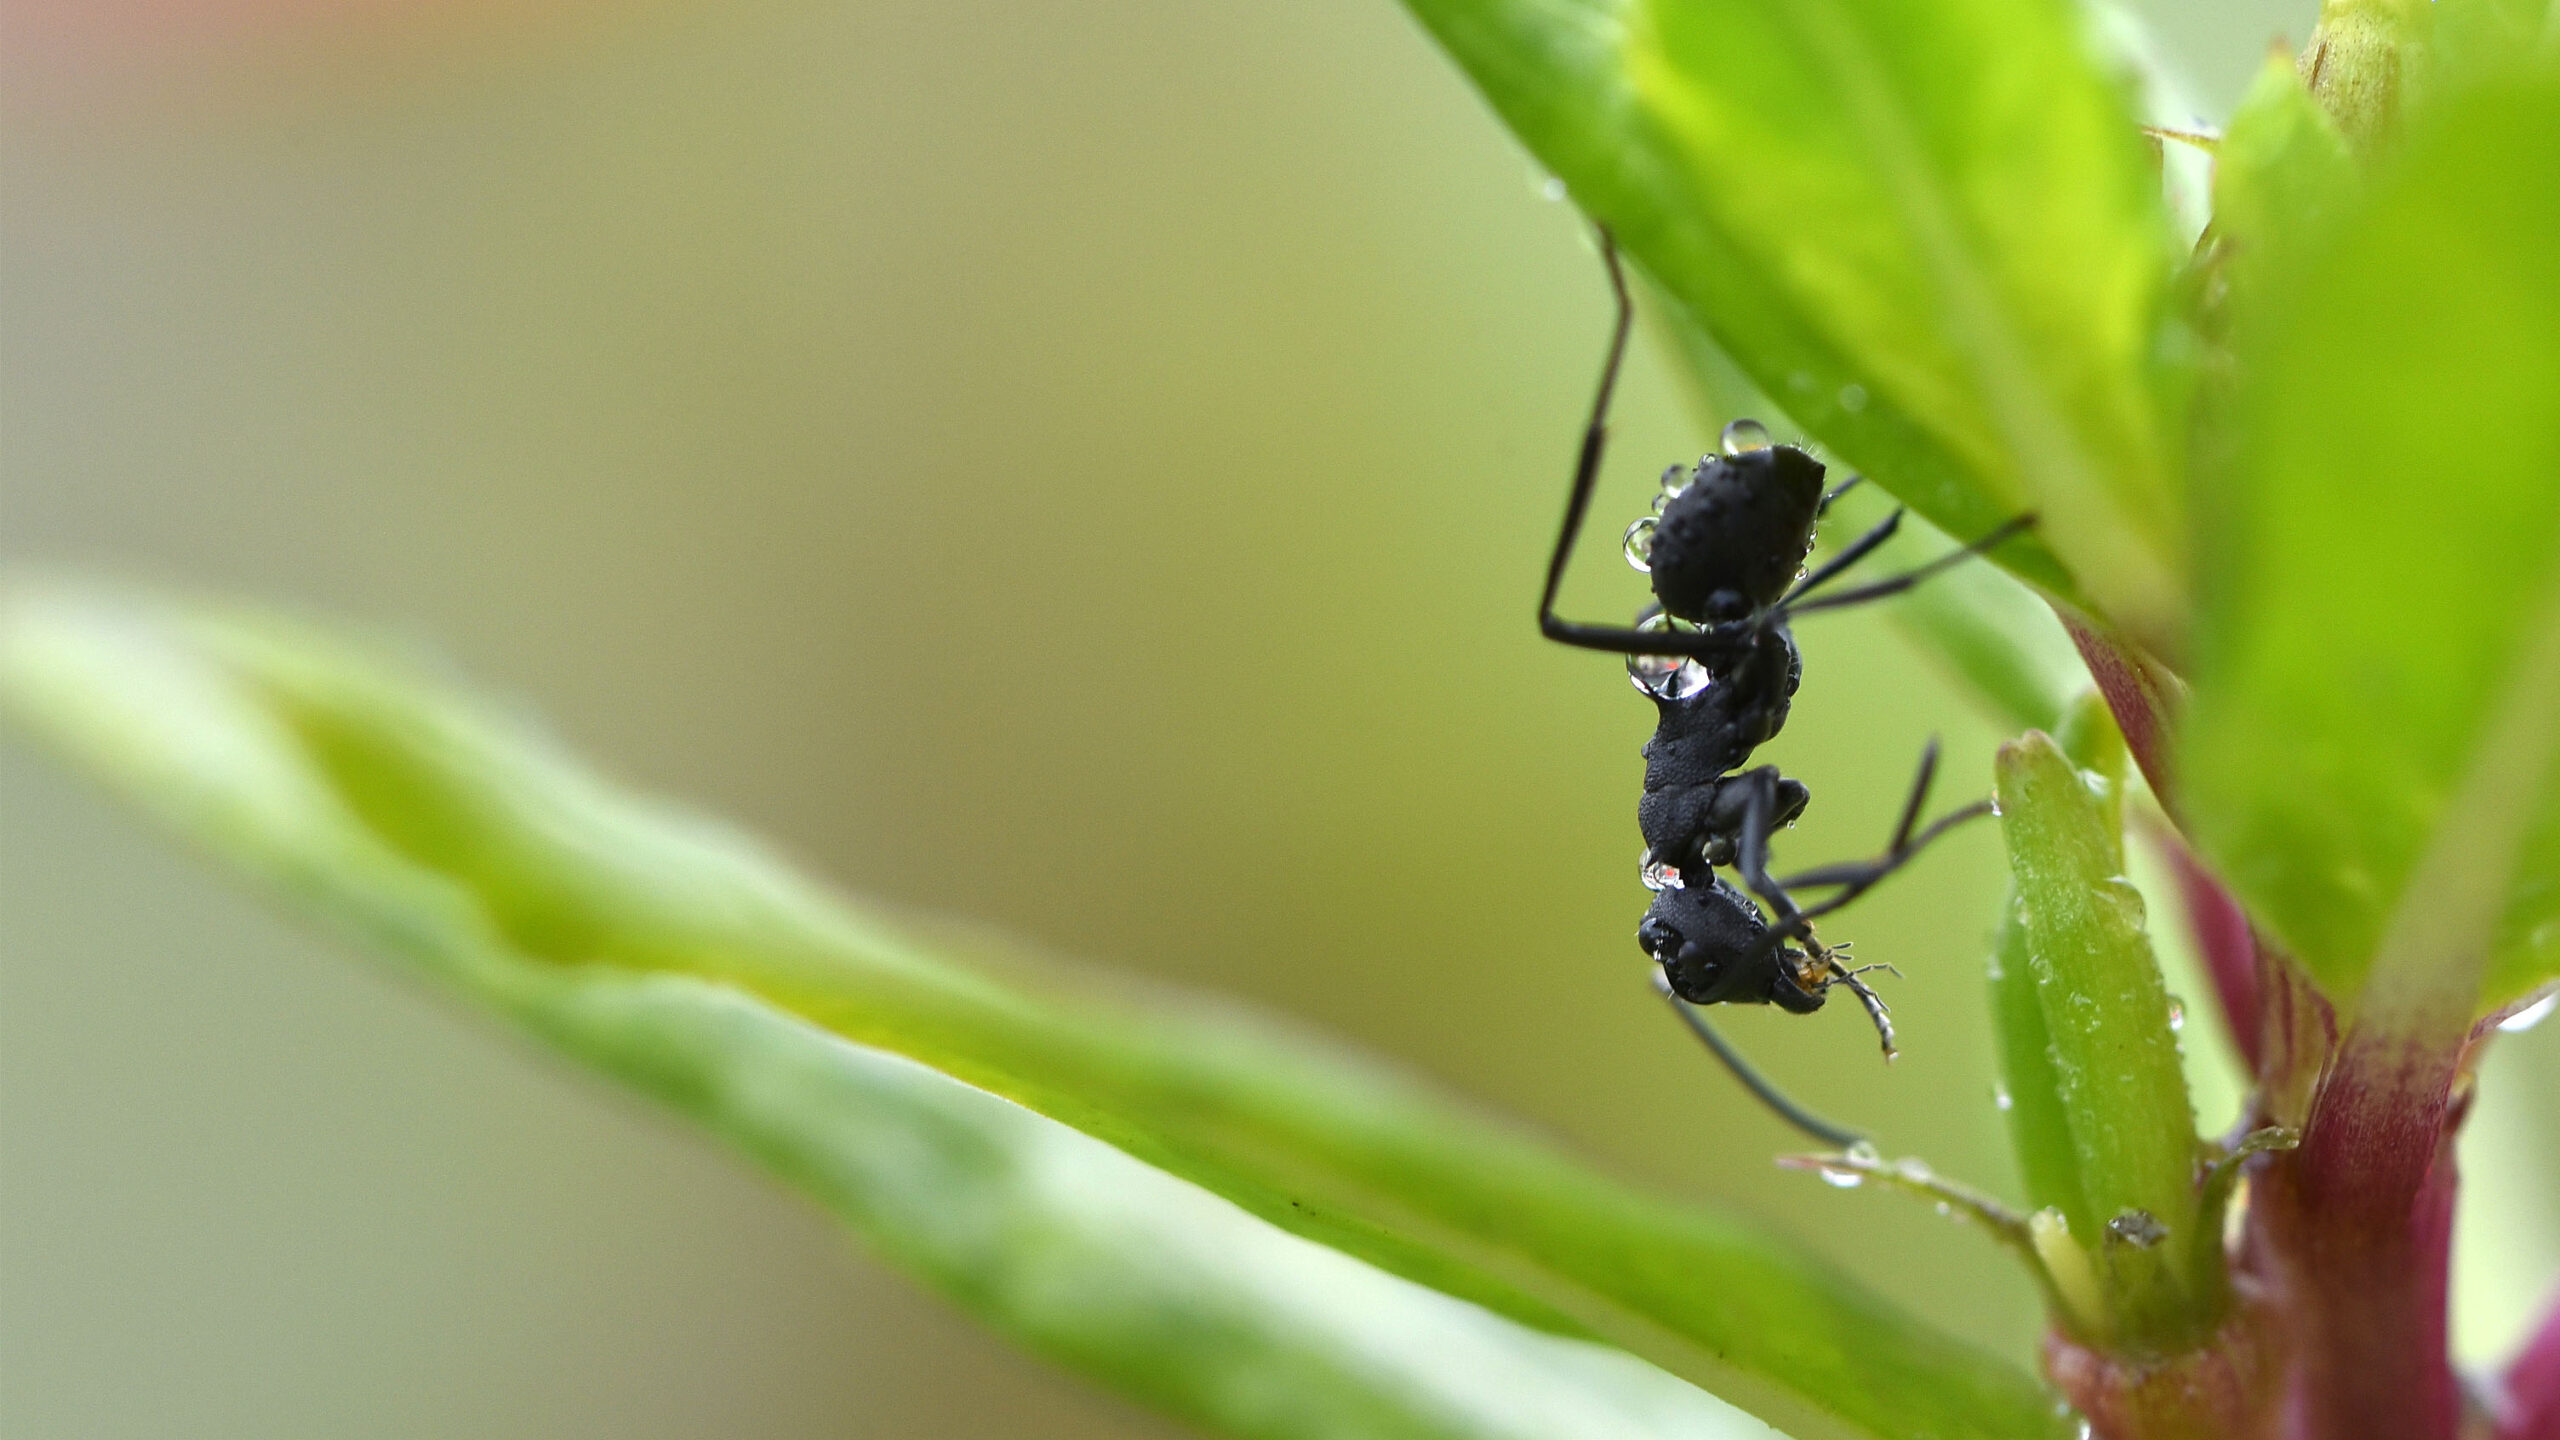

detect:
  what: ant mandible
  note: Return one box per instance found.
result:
[1538,233,2031,1146]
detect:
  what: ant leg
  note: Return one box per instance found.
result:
[1780,513,2038,619]
[1817,473,1867,515]
[1531,235,1753,663]
[1537,229,1642,647]
[1779,507,1905,609]
[1726,767,1810,934]
[1778,738,1991,921]
[1652,971,1869,1148]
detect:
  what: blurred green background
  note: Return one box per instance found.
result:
[5,0,2553,1435]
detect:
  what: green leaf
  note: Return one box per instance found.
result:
[0,588,2072,1440]
[2426,0,2555,99]
[2184,73,2560,1019]
[1997,731,2205,1351]
[1400,0,2187,645]
[1986,898,2095,1247]
[508,974,1789,1440]
[2209,56,2360,333]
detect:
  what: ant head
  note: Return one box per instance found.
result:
[1630,430,1826,628]
[1636,876,1825,1010]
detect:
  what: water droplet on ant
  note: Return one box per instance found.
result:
[2499,990,2558,1033]
[1623,516,1657,571]
[1640,855,1684,891]
[1838,383,1869,413]
[1720,419,1772,455]
[1627,651,1710,701]
[2165,995,2186,1032]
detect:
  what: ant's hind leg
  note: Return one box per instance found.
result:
[1651,972,1868,1148]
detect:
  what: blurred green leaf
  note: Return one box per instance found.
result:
[1401,0,2187,644]
[1997,731,2204,1350]
[0,588,2072,1440]
[2184,74,2560,1018]
[2427,0,2554,98]
[2209,56,2360,332]
[503,973,1789,1440]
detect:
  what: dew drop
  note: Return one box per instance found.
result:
[1993,1085,2014,1112]
[1838,383,1869,414]
[1623,515,1658,572]
[1627,614,1711,700]
[2107,1209,2169,1249]
[1720,418,1772,455]
[1628,652,1711,701]
[1659,464,1689,500]
[2499,990,2558,1033]
[1539,176,1568,202]
[2166,995,2186,1032]
[1845,1140,1882,1165]
[1641,855,1685,891]
[1934,1201,1953,1217]
[1817,1166,1865,1189]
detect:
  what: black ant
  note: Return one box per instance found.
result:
[1539,235,2030,1146]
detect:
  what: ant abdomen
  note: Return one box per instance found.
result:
[1640,438,1827,626]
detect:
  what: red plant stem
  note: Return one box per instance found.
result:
[2156,826,2264,1074]
[2500,1293,2560,1440]
[2063,611,2181,811]
[2247,1020,2465,1440]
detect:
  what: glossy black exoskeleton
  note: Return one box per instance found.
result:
[1535,232,2028,1145]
